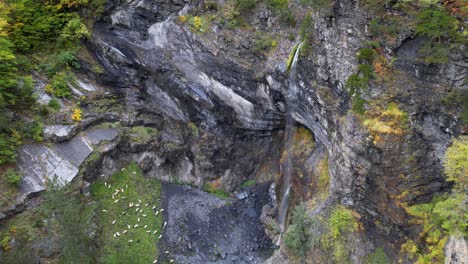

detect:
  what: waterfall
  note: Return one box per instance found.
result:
[278,43,303,239]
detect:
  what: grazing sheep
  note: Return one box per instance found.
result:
[153,260,158,263]
[107,185,111,189]
[134,224,139,228]
[113,234,117,238]
[145,203,149,207]
[170,260,174,263]
[116,232,120,236]
[127,224,131,229]
[146,230,151,233]
[102,209,108,213]
[128,240,133,243]
[123,230,128,234]
[138,199,142,203]
[132,172,136,174]
[164,251,169,254]
[142,214,147,217]
[121,188,124,193]
[104,182,107,186]
[112,220,116,225]
[152,206,156,209]
[155,211,159,216]
[138,218,141,222]
[121,211,126,215]
[153,230,157,234]
[112,195,115,199]
[158,234,162,239]
[144,225,148,229]
[135,204,140,207]
[160,209,165,212]
[114,199,119,203]
[126,184,128,189]
[121,168,125,171]
[135,208,139,212]
[163,221,167,228]
[139,209,143,213]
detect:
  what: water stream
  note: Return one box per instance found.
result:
[278,43,303,238]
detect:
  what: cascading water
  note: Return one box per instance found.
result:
[277,43,303,241]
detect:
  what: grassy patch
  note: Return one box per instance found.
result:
[202,182,230,199]
[317,154,329,201]
[362,101,409,143]
[128,126,159,144]
[91,163,163,264]
[240,179,256,188]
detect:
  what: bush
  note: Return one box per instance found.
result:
[0,132,20,165]
[253,33,276,52]
[59,17,90,45]
[284,204,313,258]
[346,74,367,94]
[365,247,391,264]
[300,13,313,41]
[266,0,289,9]
[444,136,467,189]
[236,0,256,11]
[329,205,358,238]
[357,48,376,63]
[71,108,82,122]
[279,9,296,27]
[352,95,366,115]
[48,98,61,111]
[27,120,44,142]
[50,73,72,98]
[357,63,375,80]
[4,168,22,186]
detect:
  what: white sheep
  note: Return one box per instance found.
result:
[123,230,128,234]
[138,218,141,222]
[145,203,149,207]
[153,260,158,263]
[144,225,148,229]
[146,230,151,233]
[158,234,162,239]
[134,224,139,228]
[114,199,119,203]
[142,214,147,217]
[112,220,116,225]
[153,230,157,235]
[155,211,159,216]
[160,209,165,212]
[138,199,142,203]
[163,221,167,228]
[127,224,131,229]
[128,239,133,243]
[102,209,108,213]
[152,206,156,209]
[132,171,136,174]
[121,168,125,172]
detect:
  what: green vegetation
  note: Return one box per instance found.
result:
[236,0,257,11]
[48,98,61,111]
[401,135,468,262]
[443,136,467,188]
[253,33,277,53]
[329,205,358,238]
[43,178,96,263]
[284,203,313,258]
[415,4,462,64]
[286,43,300,71]
[187,122,199,138]
[91,163,163,263]
[266,0,289,10]
[442,89,468,124]
[240,179,256,188]
[203,182,230,199]
[317,154,329,200]
[0,0,104,166]
[3,168,22,186]
[128,126,159,144]
[365,247,391,264]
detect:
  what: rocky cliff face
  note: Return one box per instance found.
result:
[1,0,466,263]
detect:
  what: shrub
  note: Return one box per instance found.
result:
[253,33,276,52]
[266,0,289,9]
[284,203,313,258]
[352,95,366,115]
[1,235,11,250]
[50,73,72,98]
[279,9,296,27]
[202,183,230,199]
[443,136,467,189]
[48,98,61,111]
[27,120,44,142]
[178,15,188,23]
[346,74,367,94]
[357,63,375,80]
[357,48,376,63]
[71,108,82,122]
[236,0,257,11]
[59,17,90,45]
[329,205,358,238]
[0,132,20,165]
[300,13,313,41]
[365,247,391,264]
[4,168,22,186]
